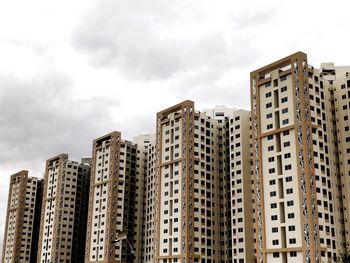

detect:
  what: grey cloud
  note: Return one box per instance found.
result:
[72,0,263,81]
[0,72,121,169]
[0,71,120,257]
[0,71,158,257]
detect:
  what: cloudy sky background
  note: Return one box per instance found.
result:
[1,0,350,253]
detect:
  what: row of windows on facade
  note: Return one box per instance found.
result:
[268,187,335,214]
[265,96,289,109]
[161,256,219,263]
[264,74,288,88]
[265,86,288,98]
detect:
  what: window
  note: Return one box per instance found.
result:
[282,108,288,114]
[288,226,296,231]
[271,203,277,209]
[266,102,272,108]
[285,165,292,170]
[289,238,296,244]
[288,213,295,219]
[282,130,289,136]
[268,157,275,162]
[267,124,273,129]
[290,251,297,257]
[269,180,276,185]
[281,86,287,92]
[271,215,278,221]
[266,92,272,98]
[286,188,293,194]
[286,176,292,182]
[266,113,273,119]
[272,227,278,233]
[268,146,274,151]
[284,141,290,147]
[281,97,288,103]
[284,153,291,159]
[287,200,294,206]
[272,240,279,245]
[270,191,276,197]
[282,119,289,125]
[267,135,273,140]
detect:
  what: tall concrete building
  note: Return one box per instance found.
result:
[2,170,43,263]
[250,51,350,263]
[152,101,254,263]
[224,110,254,263]
[203,106,254,263]
[153,100,220,263]
[37,154,91,263]
[133,134,157,263]
[85,131,147,263]
[131,134,156,263]
[321,63,350,250]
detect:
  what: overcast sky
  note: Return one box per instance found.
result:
[1,0,350,253]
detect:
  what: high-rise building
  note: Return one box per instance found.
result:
[224,109,254,263]
[250,51,349,262]
[321,63,350,250]
[152,101,253,263]
[153,100,219,262]
[1,170,43,263]
[37,154,91,263]
[85,131,146,263]
[133,134,156,263]
[203,106,254,263]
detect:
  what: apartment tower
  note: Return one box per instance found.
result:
[251,52,344,262]
[2,170,43,263]
[224,109,254,263]
[203,106,254,263]
[132,134,157,263]
[85,131,146,263]
[37,154,91,263]
[154,101,224,262]
[320,63,350,250]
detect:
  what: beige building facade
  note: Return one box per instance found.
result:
[225,109,254,263]
[251,52,350,263]
[153,100,220,263]
[2,170,43,263]
[152,101,254,263]
[85,131,147,263]
[322,63,350,250]
[37,153,91,263]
